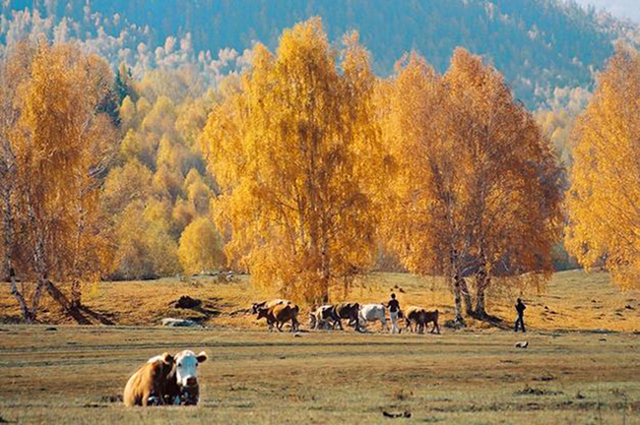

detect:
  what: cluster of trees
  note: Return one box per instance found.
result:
[1,17,638,324]
[102,65,223,279]
[201,19,564,324]
[0,42,225,321]
[0,42,117,320]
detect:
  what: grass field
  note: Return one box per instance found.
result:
[0,270,639,424]
[0,326,639,424]
[1,270,639,332]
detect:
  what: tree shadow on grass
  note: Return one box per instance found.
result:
[77,306,116,325]
[472,313,513,331]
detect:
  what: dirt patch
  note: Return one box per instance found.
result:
[534,373,557,382]
[99,395,122,403]
[171,295,202,309]
[514,386,563,396]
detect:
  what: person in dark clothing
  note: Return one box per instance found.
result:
[386,293,401,334]
[514,298,526,332]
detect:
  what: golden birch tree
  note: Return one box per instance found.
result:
[379,50,563,324]
[444,49,563,318]
[0,41,117,321]
[201,18,378,303]
[566,47,640,290]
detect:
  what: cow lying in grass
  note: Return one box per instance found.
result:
[123,350,208,407]
[257,303,300,332]
[404,306,440,334]
[123,352,175,407]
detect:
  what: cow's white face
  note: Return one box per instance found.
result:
[174,350,208,387]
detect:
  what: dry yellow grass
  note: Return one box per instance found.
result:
[0,270,639,424]
[0,326,638,424]
[1,270,638,332]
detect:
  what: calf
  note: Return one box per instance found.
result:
[333,302,360,331]
[257,303,300,332]
[123,353,175,407]
[358,304,388,332]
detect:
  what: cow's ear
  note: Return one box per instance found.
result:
[162,352,174,364]
[196,351,208,363]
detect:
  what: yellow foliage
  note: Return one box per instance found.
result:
[178,217,225,275]
[102,160,153,215]
[201,18,379,303]
[113,200,180,279]
[566,47,640,290]
[1,40,118,316]
[119,95,137,129]
[377,49,563,319]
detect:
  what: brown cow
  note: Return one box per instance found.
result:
[257,303,300,332]
[123,353,175,407]
[422,310,440,334]
[251,299,291,314]
[333,302,360,331]
[403,306,426,333]
[403,307,440,334]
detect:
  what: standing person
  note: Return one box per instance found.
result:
[514,298,526,332]
[386,293,400,334]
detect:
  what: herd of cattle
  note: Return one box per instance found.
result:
[251,299,441,334]
[123,299,440,407]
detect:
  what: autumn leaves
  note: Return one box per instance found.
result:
[1,42,117,321]
[202,22,379,303]
[376,51,563,323]
[2,17,635,325]
[566,47,640,291]
[200,18,564,315]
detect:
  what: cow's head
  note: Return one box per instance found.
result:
[256,307,270,320]
[253,301,270,314]
[173,350,208,388]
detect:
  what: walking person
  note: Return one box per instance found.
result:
[514,298,526,332]
[386,293,401,334]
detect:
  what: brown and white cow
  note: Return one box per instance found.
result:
[123,352,175,407]
[257,303,300,332]
[123,350,208,407]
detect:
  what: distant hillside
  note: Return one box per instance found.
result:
[1,0,637,107]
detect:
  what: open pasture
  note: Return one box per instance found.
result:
[0,325,639,424]
[1,270,639,424]
[1,270,639,332]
